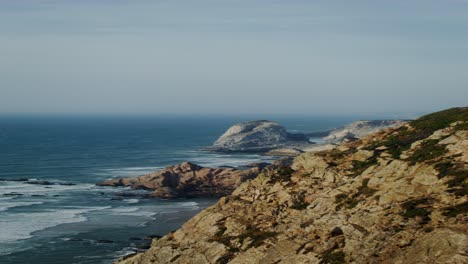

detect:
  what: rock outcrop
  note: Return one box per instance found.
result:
[98,162,269,199]
[323,120,406,142]
[206,120,312,152]
[116,107,467,264]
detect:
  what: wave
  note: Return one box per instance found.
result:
[0,181,94,197]
[0,206,109,255]
[0,199,44,212]
[123,198,139,204]
[109,207,155,217]
[94,166,164,179]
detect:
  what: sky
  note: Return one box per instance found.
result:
[0,0,467,117]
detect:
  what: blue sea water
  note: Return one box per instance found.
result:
[0,115,357,264]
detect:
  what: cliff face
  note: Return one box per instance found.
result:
[117,108,467,264]
[207,120,311,152]
[98,162,268,199]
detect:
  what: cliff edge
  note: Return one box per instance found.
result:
[118,107,467,264]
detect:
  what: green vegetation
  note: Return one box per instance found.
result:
[210,225,277,253]
[442,201,468,217]
[434,160,468,197]
[291,194,309,210]
[319,248,346,264]
[216,253,234,264]
[237,227,277,248]
[335,179,377,210]
[357,179,377,197]
[407,139,448,165]
[350,157,379,177]
[401,198,432,224]
[268,166,295,183]
[366,107,467,159]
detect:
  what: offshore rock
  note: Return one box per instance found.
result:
[206,120,312,152]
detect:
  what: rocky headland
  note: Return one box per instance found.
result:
[116,107,467,264]
[97,161,270,199]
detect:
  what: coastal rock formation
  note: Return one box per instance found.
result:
[323,120,406,141]
[98,162,268,199]
[206,120,311,152]
[117,107,467,264]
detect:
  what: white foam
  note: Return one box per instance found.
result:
[0,206,109,253]
[123,198,139,204]
[95,166,164,178]
[182,151,275,168]
[110,207,155,217]
[0,200,43,212]
[0,181,94,197]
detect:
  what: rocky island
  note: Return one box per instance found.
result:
[115,107,467,264]
[205,120,312,153]
[205,119,407,156]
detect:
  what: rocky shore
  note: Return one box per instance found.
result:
[115,107,467,264]
[97,161,270,199]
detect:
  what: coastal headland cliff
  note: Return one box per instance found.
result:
[114,107,467,264]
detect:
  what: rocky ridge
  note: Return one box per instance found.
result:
[116,107,467,264]
[97,162,269,199]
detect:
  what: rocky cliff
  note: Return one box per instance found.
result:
[98,162,268,199]
[206,120,312,152]
[117,107,467,264]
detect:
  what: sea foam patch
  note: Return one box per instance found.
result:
[0,206,109,249]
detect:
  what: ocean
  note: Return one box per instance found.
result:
[0,115,357,264]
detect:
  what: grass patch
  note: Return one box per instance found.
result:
[350,158,378,177]
[237,227,277,248]
[407,139,448,165]
[268,166,295,183]
[210,225,277,252]
[216,253,235,264]
[291,194,309,210]
[357,178,377,197]
[442,201,468,217]
[434,160,468,197]
[401,198,432,224]
[319,247,346,264]
[335,179,377,210]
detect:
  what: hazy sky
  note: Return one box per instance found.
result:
[1,0,467,116]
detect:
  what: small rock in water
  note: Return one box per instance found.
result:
[4,192,24,196]
[96,239,114,244]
